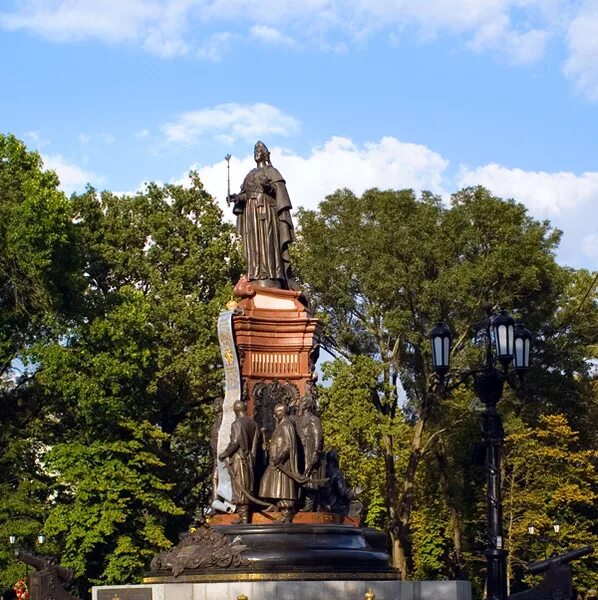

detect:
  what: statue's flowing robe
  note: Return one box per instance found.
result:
[234,165,294,287]
[259,417,298,501]
[219,415,258,504]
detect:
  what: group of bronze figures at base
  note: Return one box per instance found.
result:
[214,395,360,524]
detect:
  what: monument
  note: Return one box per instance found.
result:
[92,142,471,600]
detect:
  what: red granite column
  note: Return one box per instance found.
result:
[231,277,321,441]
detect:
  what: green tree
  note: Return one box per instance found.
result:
[503,414,598,593]
[318,356,409,529]
[0,134,81,589]
[0,172,242,591]
[295,186,566,577]
[0,134,80,378]
[0,385,50,589]
[521,268,598,436]
[33,178,241,588]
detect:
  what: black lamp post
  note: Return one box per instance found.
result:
[430,305,532,600]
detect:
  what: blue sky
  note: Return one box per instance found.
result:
[0,0,597,271]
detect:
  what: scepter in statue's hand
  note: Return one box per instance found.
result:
[225,153,232,204]
[226,154,245,214]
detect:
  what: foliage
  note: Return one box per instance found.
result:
[318,356,410,529]
[294,185,593,579]
[31,178,240,588]
[0,155,242,591]
[0,133,81,589]
[520,268,598,437]
[0,134,80,379]
[410,501,453,580]
[45,419,181,584]
[503,414,598,593]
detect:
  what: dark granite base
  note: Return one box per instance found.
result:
[146,524,399,583]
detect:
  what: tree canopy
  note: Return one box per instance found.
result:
[293,186,598,583]
[0,134,80,380]
[0,134,596,596]
[0,138,242,592]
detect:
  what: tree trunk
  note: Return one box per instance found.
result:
[392,533,408,578]
[393,407,430,579]
[436,437,466,579]
[380,431,402,569]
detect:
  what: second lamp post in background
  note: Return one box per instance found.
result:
[9,534,46,579]
[527,522,561,559]
[430,304,532,600]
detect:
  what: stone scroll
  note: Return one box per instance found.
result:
[214,310,242,512]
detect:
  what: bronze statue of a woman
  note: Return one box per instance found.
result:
[229,141,294,290]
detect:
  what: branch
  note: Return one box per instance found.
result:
[451,329,470,355]
[390,335,402,363]
[370,386,385,415]
[421,421,463,455]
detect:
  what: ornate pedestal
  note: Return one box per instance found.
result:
[141,281,402,592]
[232,280,321,437]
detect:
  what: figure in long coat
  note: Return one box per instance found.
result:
[230,141,295,290]
[259,403,298,522]
[218,400,259,523]
[295,395,324,511]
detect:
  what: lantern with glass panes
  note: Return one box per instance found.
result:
[429,310,532,384]
[429,304,532,600]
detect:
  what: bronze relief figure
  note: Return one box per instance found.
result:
[218,400,259,524]
[295,395,325,511]
[258,402,298,522]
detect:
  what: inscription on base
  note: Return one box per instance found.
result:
[98,589,152,600]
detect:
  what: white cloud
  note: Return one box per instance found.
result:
[182,136,449,219]
[564,1,598,101]
[161,102,301,145]
[147,134,598,268]
[457,163,598,216]
[0,0,190,57]
[42,154,103,195]
[24,130,50,148]
[142,25,190,57]
[467,16,550,65]
[250,24,296,47]
[0,1,150,41]
[456,159,598,267]
[195,31,236,61]
[78,133,91,144]
[0,0,564,65]
[100,133,115,144]
[135,129,151,140]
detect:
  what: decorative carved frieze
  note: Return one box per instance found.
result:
[149,526,250,577]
